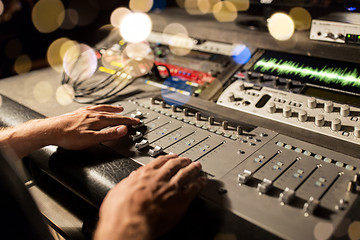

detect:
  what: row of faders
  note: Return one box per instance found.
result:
[104,97,360,240]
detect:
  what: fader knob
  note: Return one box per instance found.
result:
[298,110,307,122]
[331,118,341,131]
[222,121,229,130]
[183,108,189,116]
[315,114,325,127]
[161,101,167,108]
[340,104,350,117]
[324,101,334,113]
[237,126,243,135]
[208,116,215,125]
[307,97,317,109]
[150,97,156,105]
[268,102,276,113]
[171,105,177,112]
[273,76,280,87]
[283,106,292,118]
[354,126,360,138]
[239,82,245,91]
[195,112,202,121]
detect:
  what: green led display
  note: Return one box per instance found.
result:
[253,58,360,87]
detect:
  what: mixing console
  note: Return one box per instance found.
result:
[103,97,360,240]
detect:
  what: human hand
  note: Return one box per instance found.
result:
[94,154,207,240]
[46,105,140,150]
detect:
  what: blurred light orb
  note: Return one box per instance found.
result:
[232,45,251,64]
[213,1,238,22]
[14,55,32,74]
[163,23,188,44]
[121,45,154,77]
[5,39,22,59]
[56,84,74,106]
[60,9,79,30]
[32,0,65,33]
[348,221,360,240]
[184,0,203,15]
[120,12,152,43]
[110,7,131,28]
[289,7,312,30]
[197,0,211,14]
[101,47,123,70]
[0,1,4,16]
[228,0,249,11]
[47,38,73,72]
[169,34,194,56]
[314,222,333,240]
[125,42,152,61]
[63,44,97,81]
[268,13,295,41]
[176,0,186,8]
[129,0,154,12]
[33,81,53,103]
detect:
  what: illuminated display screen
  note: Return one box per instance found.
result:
[252,51,360,94]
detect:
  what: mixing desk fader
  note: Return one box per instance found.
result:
[103,96,360,240]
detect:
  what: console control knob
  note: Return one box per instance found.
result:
[347,181,357,193]
[237,126,243,135]
[195,112,202,121]
[331,118,341,131]
[171,105,177,112]
[228,92,235,102]
[307,97,317,109]
[315,114,325,127]
[135,139,149,150]
[132,120,145,129]
[183,108,189,116]
[268,102,276,114]
[354,126,360,138]
[222,121,229,130]
[324,101,334,113]
[148,146,163,157]
[283,106,292,118]
[161,101,167,108]
[257,178,272,194]
[238,170,252,184]
[150,97,156,105]
[131,111,143,119]
[279,188,295,204]
[286,79,292,89]
[208,116,215,125]
[340,104,350,117]
[303,197,319,215]
[129,131,143,141]
[273,76,280,87]
[239,83,245,91]
[298,110,307,122]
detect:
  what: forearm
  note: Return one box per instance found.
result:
[0,118,55,158]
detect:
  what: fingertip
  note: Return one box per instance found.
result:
[116,125,128,136]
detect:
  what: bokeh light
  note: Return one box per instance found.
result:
[232,45,251,64]
[176,0,186,8]
[289,7,312,30]
[213,1,238,22]
[120,12,152,43]
[313,222,334,240]
[184,0,203,15]
[121,43,154,77]
[163,23,189,44]
[267,13,295,41]
[56,84,74,106]
[198,0,221,14]
[161,77,192,107]
[125,42,152,61]
[47,38,77,72]
[348,221,360,240]
[101,46,123,70]
[228,0,249,11]
[5,39,22,59]
[129,0,154,12]
[110,7,132,28]
[63,44,97,81]
[60,9,79,30]
[169,34,194,56]
[33,81,53,103]
[14,55,32,74]
[0,1,4,16]
[32,0,65,33]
